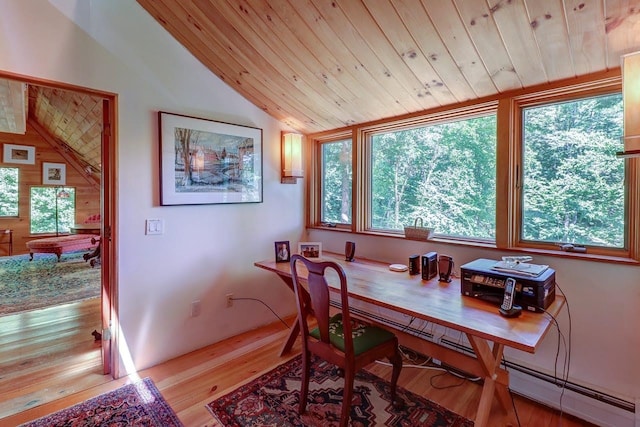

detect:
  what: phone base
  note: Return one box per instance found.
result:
[499,305,522,318]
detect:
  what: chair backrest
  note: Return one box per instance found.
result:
[290,254,354,354]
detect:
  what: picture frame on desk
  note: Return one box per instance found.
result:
[158,111,263,206]
[275,241,290,263]
[298,242,322,258]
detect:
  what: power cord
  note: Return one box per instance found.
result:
[429,370,467,390]
[228,297,291,329]
[543,281,572,426]
[375,318,480,388]
[501,354,522,427]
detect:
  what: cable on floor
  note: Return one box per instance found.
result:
[229,297,291,329]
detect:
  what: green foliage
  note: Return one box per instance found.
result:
[322,139,352,223]
[522,93,624,247]
[319,93,624,248]
[0,168,19,216]
[30,187,76,234]
[370,115,497,239]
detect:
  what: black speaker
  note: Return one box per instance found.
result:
[345,241,356,262]
[438,255,453,282]
[409,254,420,275]
[421,252,438,280]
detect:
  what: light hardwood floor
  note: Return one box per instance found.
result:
[2,299,593,426]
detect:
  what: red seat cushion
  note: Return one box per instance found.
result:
[26,235,98,254]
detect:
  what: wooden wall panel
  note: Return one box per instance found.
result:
[0,123,100,256]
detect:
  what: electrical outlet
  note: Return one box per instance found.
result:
[226,293,233,308]
[191,299,201,317]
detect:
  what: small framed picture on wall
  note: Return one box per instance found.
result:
[3,144,35,164]
[275,241,291,263]
[43,162,66,185]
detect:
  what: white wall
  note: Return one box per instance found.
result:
[308,229,640,407]
[0,0,301,373]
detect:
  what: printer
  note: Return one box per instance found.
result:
[460,258,556,312]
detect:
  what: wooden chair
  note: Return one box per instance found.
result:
[290,254,403,427]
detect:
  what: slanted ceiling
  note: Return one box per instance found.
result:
[0,79,102,184]
[137,0,640,134]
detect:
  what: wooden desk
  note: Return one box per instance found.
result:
[255,252,565,427]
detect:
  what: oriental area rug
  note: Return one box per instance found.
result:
[19,377,183,427]
[0,252,100,316]
[207,355,473,427]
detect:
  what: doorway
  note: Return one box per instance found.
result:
[0,72,117,417]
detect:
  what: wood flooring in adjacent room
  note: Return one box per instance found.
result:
[0,298,107,419]
[2,301,594,426]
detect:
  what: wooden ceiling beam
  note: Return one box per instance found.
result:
[29,119,100,190]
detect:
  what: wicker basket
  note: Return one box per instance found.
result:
[403,218,433,241]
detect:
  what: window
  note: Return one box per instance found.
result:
[0,167,19,216]
[30,187,76,234]
[309,73,639,262]
[519,93,625,250]
[369,114,496,240]
[321,138,352,224]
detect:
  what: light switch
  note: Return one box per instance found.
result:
[146,219,163,235]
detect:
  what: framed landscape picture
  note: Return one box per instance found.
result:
[159,111,263,206]
[3,144,35,164]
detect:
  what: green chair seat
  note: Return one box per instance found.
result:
[310,313,396,355]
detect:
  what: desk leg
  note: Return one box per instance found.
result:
[467,335,517,427]
[280,316,301,356]
[273,274,309,357]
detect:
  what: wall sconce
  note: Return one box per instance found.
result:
[618,51,640,158]
[281,131,303,184]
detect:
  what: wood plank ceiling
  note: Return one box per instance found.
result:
[0,79,102,184]
[137,0,640,135]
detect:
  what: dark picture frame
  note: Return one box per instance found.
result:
[275,240,291,263]
[159,111,263,206]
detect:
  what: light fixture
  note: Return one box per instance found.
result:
[618,51,640,158]
[281,131,303,184]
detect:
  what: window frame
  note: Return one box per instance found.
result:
[310,130,355,231]
[0,167,20,217]
[308,71,640,263]
[318,135,355,227]
[509,81,634,259]
[361,104,498,240]
[29,186,77,235]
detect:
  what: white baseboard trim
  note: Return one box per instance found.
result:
[509,369,635,427]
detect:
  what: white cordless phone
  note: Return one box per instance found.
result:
[500,278,516,311]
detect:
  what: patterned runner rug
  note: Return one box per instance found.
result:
[0,252,100,316]
[207,355,473,426]
[19,377,183,427]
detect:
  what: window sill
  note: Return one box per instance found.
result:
[307,226,640,265]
